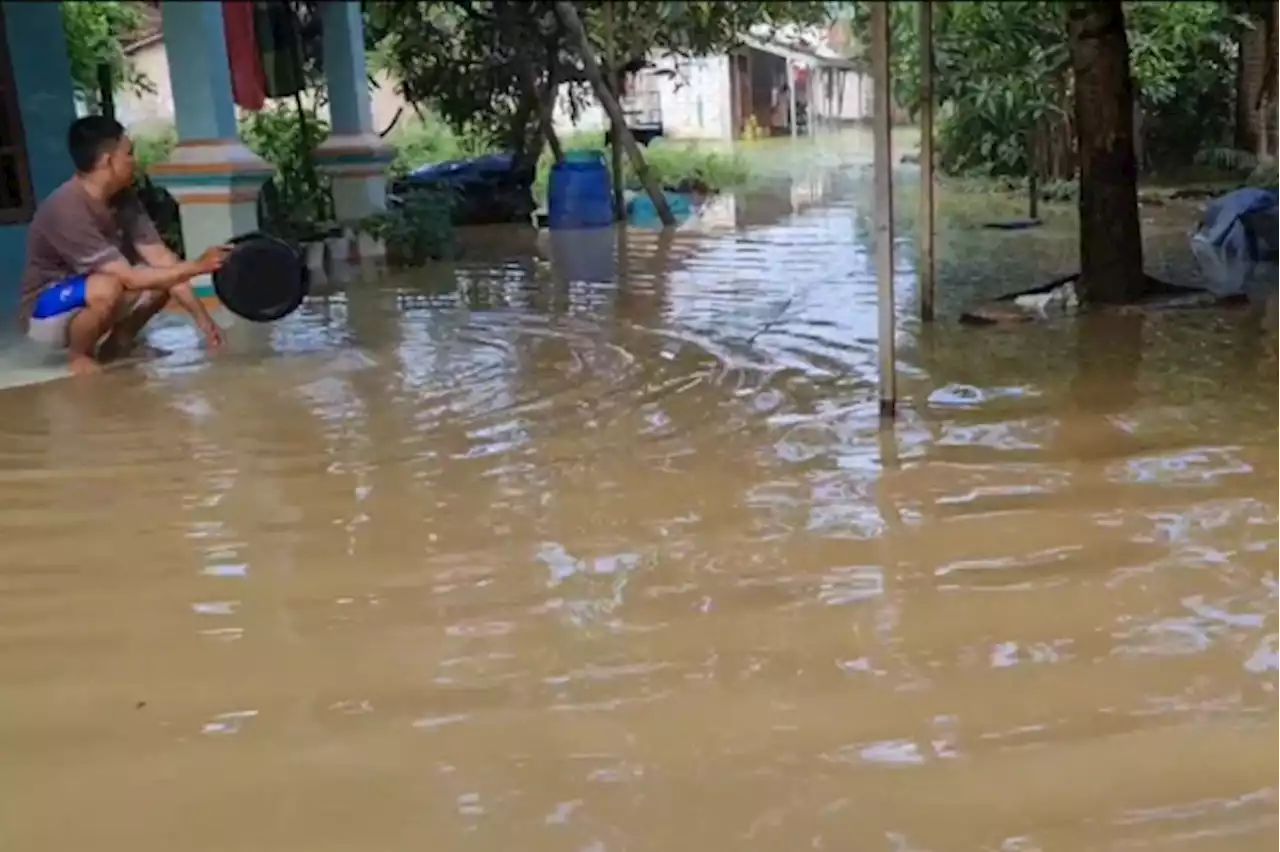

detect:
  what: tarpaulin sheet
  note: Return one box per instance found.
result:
[1189,187,1278,299]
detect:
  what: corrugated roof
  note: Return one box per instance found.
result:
[744,22,860,69]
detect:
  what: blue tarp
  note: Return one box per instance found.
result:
[1189,187,1279,300]
[391,153,536,227]
[626,191,695,229]
[402,153,520,185]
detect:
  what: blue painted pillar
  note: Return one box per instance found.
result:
[314,0,393,253]
[322,1,372,135]
[158,1,238,142]
[149,1,271,300]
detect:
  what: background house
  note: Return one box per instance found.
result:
[116,17,882,148]
[552,25,877,142]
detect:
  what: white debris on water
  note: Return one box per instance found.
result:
[1013,280,1080,316]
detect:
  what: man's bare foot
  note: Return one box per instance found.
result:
[68,355,103,376]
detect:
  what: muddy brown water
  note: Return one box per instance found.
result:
[0,168,1276,851]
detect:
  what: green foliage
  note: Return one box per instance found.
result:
[132,127,175,173]
[359,189,459,266]
[387,115,495,177]
[239,103,334,239]
[586,2,832,64]
[621,139,751,191]
[531,132,751,200]
[367,2,833,156]
[851,1,1249,179]
[1124,1,1244,168]
[60,1,152,108]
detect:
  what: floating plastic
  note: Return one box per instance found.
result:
[1189,187,1279,300]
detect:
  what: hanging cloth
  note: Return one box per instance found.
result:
[252,0,305,99]
[222,1,267,111]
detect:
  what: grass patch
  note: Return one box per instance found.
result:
[537,132,752,202]
[133,116,757,211]
[385,115,492,176]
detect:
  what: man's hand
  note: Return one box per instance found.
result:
[134,241,227,351]
[194,244,232,275]
[197,317,225,349]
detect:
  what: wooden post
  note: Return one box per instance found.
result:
[1269,0,1280,150]
[605,2,625,222]
[517,56,563,164]
[871,0,897,420]
[830,68,836,131]
[554,1,675,227]
[807,66,816,138]
[96,63,115,120]
[918,1,936,322]
[787,60,799,138]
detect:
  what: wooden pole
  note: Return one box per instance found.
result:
[807,66,816,138]
[554,1,675,227]
[871,0,897,420]
[787,60,799,138]
[918,0,936,322]
[1269,0,1280,150]
[605,2,625,222]
[96,63,115,120]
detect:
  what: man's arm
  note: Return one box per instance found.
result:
[100,254,207,291]
[41,196,206,292]
[133,239,220,331]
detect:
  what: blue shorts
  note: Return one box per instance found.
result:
[27,275,139,348]
[31,275,89,320]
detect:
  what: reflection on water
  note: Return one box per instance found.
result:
[0,162,1275,851]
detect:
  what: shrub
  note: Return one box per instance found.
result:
[132,127,176,172]
[387,114,492,176]
[532,133,751,201]
[239,103,333,240]
[359,187,458,266]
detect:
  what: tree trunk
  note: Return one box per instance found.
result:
[1067,1,1145,305]
[516,57,564,166]
[604,2,625,222]
[553,0,676,227]
[96,63,115,120]
[539,87,565,165]
[1236,20,1267,153]
[541,39,567,164]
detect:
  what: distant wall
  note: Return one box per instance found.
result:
[552,54,736,142]
[116,41,409,137]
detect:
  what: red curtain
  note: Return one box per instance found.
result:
[222,1,266,111]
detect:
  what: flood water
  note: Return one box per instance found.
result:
[0,162,1276,851]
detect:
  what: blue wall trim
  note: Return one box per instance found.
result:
[0,0,77,315]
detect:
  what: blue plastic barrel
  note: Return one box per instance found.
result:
[547,150,615,230]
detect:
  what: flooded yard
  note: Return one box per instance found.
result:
[0,156,1275,850]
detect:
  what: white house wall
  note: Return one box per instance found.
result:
[551,54,735,142]
[115,41,407,136]
[826,70,873,122]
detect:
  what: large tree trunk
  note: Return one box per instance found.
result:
[1235,20,1267,153]
[1067,1,1145,305]
[553,0,676,227]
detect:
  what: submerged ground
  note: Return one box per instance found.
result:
[0,136,1275,850]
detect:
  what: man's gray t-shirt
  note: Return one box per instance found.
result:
[18,179,163,322]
